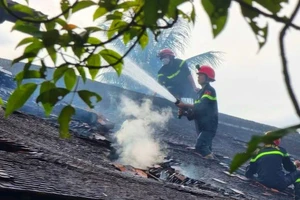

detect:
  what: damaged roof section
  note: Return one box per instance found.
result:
[0,58,299,199]
[0,110,231,200]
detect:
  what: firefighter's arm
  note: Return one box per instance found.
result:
[283,154,297,172]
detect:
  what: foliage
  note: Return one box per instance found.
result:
[0,0,300,173]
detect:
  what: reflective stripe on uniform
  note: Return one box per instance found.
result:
[158,74,164,77]
[201,94,217,101]
[166,60,186,79]
[194,99,201,104]
[250,151,288,162]
[296,178,300,183]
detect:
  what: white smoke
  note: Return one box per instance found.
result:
[115,97,172,169]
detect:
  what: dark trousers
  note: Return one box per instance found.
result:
[195,130,216,157]
[261,170,300,199]
[284,170,300,200]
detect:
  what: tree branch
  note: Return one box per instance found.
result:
[61,28,146,69]
[279,0,300,118]
[233,0,300,30]
[0,0,78,23]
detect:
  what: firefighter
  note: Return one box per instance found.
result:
[245,131,300,200]
[157,48,199,99]
[175,65,218,159]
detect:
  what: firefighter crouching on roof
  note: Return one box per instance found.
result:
[156,48,199,99]
[245,131,300,200]
[175,65,218,159]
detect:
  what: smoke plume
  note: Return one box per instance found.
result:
[115,97,172,169]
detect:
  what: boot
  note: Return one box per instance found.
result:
[204,153,215,160]
[295,182,300,200]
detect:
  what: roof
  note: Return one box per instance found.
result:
[0,57,299,199]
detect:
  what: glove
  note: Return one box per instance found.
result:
[294,160,300,168]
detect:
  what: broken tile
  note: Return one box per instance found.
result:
[270,188,280,193]
[134,169,148,178]
[235,175,249,181]
[112,163,126,172]
[212,178,226,184]
[174,173,186,181]
[262,192,272,196]
[230,188,245,195]
[223,171,236,177]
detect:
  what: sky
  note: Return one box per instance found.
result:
[0,0,299,128]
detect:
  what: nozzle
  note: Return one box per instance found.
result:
[175,99,181,105]
[175,99,182,119]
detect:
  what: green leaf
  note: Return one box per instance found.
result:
[64,68,77,90]
[39,81,56,115]
[87,54,101,80]
[5,83,37,117]
[11,53,36,65]
[46,46,57,64]
[54,18,68,27]
[202,0,231,38]
[12,20,41,37]
[144,0,159,26]
[77,66,87,83]
[45,21,56,31]
[58,105,75,138]
[42,29,60,47]
[85,26,103,33]
[0,97,4,105]
[10,3,35,17]
[253,0,288,14]
[166,0,183,19]
[117,1,139,11]
[72,45,85,59]
[93,7,107,20]
[60,0,71,20]
[107,20,128,39]
[53,65,69,83]
[15,70,44,86]
[78,90,102,108]
[87,37,101,45]
[40,60,47,78]
[138,31,149,49]
[24,40,43,55]
[106,11,123,20]
[230,152,253,174]
[99,49,122,76]
[229,124,300,173]
[190,6,196,23]
[123,28,139,45]
[240,2,268,49]
[73,0,96,13]
[37,87,70,115]
[16,37,39,48]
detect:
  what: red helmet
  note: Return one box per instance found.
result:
[197,65,215,82]
[265,131,281,146]
[158,48,175,59]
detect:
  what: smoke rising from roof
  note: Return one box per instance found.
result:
[115,97,172,169]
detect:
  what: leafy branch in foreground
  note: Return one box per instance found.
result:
[0,0,196,137]
[230,124,300,173]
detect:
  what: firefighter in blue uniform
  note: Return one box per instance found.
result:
[245,131,300,200]
[157,48,199,99]
[175,65,218,159]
